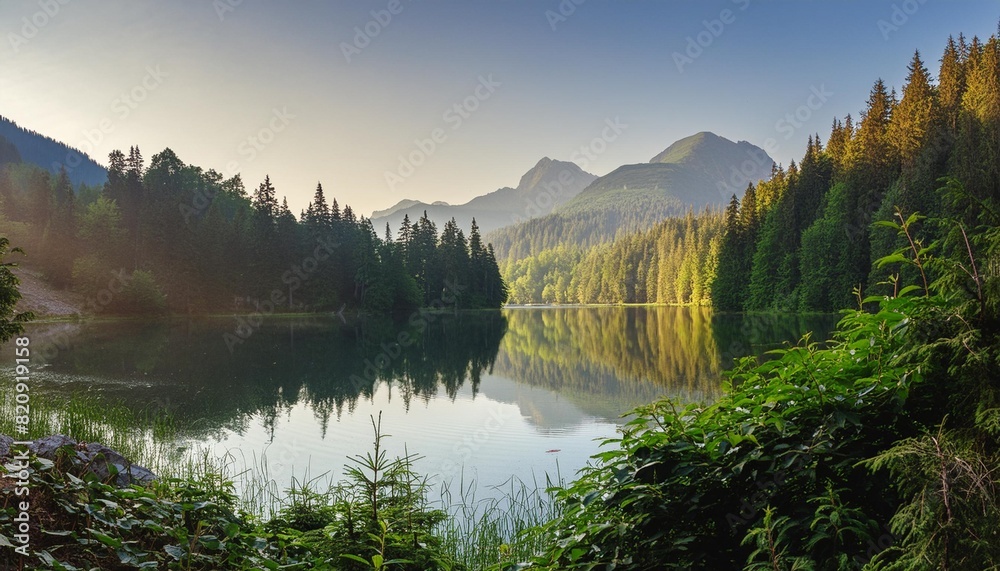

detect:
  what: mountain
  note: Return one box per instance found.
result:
[370,158,596,236]
[0,116,107,187]
[489,132,775,260]
[559,132,774,216]
[370,199,424,219]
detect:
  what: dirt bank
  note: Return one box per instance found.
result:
[12,267,86,318]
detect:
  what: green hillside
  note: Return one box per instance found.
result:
[489,132,774,260]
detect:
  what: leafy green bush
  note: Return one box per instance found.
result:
[116,270,167,315]
[516,196,1000,570]
[519,293,930,570]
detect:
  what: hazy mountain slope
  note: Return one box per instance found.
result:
[0,116,107,187]
[490,132,774,260]
[370,158,595,235]
[560,132,773,215]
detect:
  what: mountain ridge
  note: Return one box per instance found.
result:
[370,157,596,235]
[490,132,775,260]
[0,116,108,188]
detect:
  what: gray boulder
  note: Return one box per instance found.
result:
[1,434,157,487]
[80,442,157,487]
[28,434,76,458]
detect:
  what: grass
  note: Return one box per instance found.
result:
[1,390,562,570]
[0,389,181,475]
[436,471,563,569]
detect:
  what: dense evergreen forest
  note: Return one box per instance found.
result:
[0,146,507,314]
[503,211,723,305]
[503,33,999,312]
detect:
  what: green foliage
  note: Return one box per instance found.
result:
[0,415,466,570]
[0,235,33,342]
[503,211,722,305]
[0,152,507,315]
[116,269,168,315]
[517,171,1000,569]
[0,450,317,570]
[521,292,929,570]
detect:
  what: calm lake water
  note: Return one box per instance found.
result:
[16,307,836,506]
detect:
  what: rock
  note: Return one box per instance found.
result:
[5,434,157,487]
[29,434,77,459]
[81,442,157,487]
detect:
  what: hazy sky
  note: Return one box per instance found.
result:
[2,1,996,217]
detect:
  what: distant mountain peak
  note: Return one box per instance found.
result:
[516,157,588,193]
[650,131,731,164]
[369,158,596,237]
[555,132,774,220]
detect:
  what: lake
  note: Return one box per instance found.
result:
[14,307,836,509]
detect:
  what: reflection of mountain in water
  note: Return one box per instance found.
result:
[473,373,605,432]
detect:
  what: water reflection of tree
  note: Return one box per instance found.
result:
[496,308,838,417]
[28,312,508,439]
[497,308,725,411]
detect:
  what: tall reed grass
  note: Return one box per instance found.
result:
[2,390,563,569]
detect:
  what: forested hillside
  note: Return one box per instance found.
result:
[716,35,997,312]
[0,147,507,314]
[0,116,108,187]
[506,33,1000,311]
[503,211,723,305]
[489,132,772,261]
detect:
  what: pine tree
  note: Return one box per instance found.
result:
[305,183,331,229]
[953,35,1000,205]
[252,175,279,222]
[468,218,487,306]
[711,194,745,311]
[938,36,967,135]
[889,51,937,169]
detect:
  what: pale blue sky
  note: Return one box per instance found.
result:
[1,1,996,216]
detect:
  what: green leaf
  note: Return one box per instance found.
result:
[873,220,901,230]
[340,553,373,567]
[164,544,187,560]
[876,253,909,268]
[87,529,123,549]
